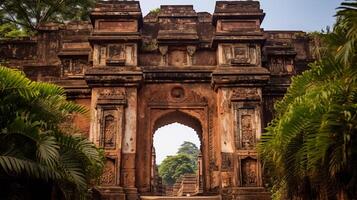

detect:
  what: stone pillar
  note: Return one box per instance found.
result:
[231,88,263,188]
[217,88,235,190]
[197,153,203,193]
[121,87,139,200]
[90,88,127,200]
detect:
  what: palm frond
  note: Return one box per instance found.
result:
[0,155,62,181]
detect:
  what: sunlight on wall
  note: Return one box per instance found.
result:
[153,122,201,164]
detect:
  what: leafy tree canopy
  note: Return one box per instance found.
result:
[158,154,195,186]
[177,141,200,159]
[0,0,95,32]
[158,141,200,185]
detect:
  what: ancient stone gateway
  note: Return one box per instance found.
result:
[0,1,313,199]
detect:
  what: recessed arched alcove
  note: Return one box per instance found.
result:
[136,104,211,196]
[148,110,206,196]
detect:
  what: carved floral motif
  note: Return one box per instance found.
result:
[170,87,185,99]
[101,159,116,185]
[241,115,255,149]
[103,115,116,148]
[231,88,260,101]
[99,88,125,100]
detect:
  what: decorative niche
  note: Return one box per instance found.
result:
[96,43,136,67]
[235,108,257,150]
[101,112,117,149]
[106,44,126,66]
[268,56,295,75]
[100,157,117,186]
[61,57,88,77]
[240,157,258,187]
[221,44,258,66]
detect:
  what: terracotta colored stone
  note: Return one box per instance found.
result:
[0,1,315,200]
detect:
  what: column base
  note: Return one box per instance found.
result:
[93,186,126,200]
[125,187,139,200]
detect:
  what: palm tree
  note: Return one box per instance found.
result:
[259,1,357,200]
[0,66,104,199]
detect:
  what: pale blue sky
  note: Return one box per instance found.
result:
[150,0,343,164]
[140,0,343,32]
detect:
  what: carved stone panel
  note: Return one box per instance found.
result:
[170,87,185,100]
[125,44,136,66]
[232,46,249,64]
[62,59,71,75]
[221,153,233,172]
[103,114,116,148]
[99,46,107,66]
[220,44,258,66]
[269,56,295,75]
[96,44,136,67]
[169,50,187,67]
[241,115,255,149]
[99,108,122,150]
[61,58,87,76]
[101,158,116,186]
[222,45,233,64]
[236,108,256,150]
[187,45,196,66]
[241,157,258,187]
[159,46,168,66]
[231,88,261,101]
[107,44,126,66]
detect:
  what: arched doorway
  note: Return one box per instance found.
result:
[152,111,205,196]
[152,122,201,195]
[136,109,210,196]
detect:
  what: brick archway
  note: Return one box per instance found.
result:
[135,84,215,196]
[150,110,204,194]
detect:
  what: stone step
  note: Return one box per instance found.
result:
[230,187,271,200]
[235,187,267,193]
[140,196,221,200]
[235,195,271,200]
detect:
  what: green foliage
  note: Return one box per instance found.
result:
[158,141,199,185]
[259,1,357,199]
[158,154,195,185]
[0,0,95,31]
[149,8,161,15]
[0,11,28,38]
[177,141,200,170]
[177,141,200,159]
[0,23,28,38]
[0,66,104,199]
